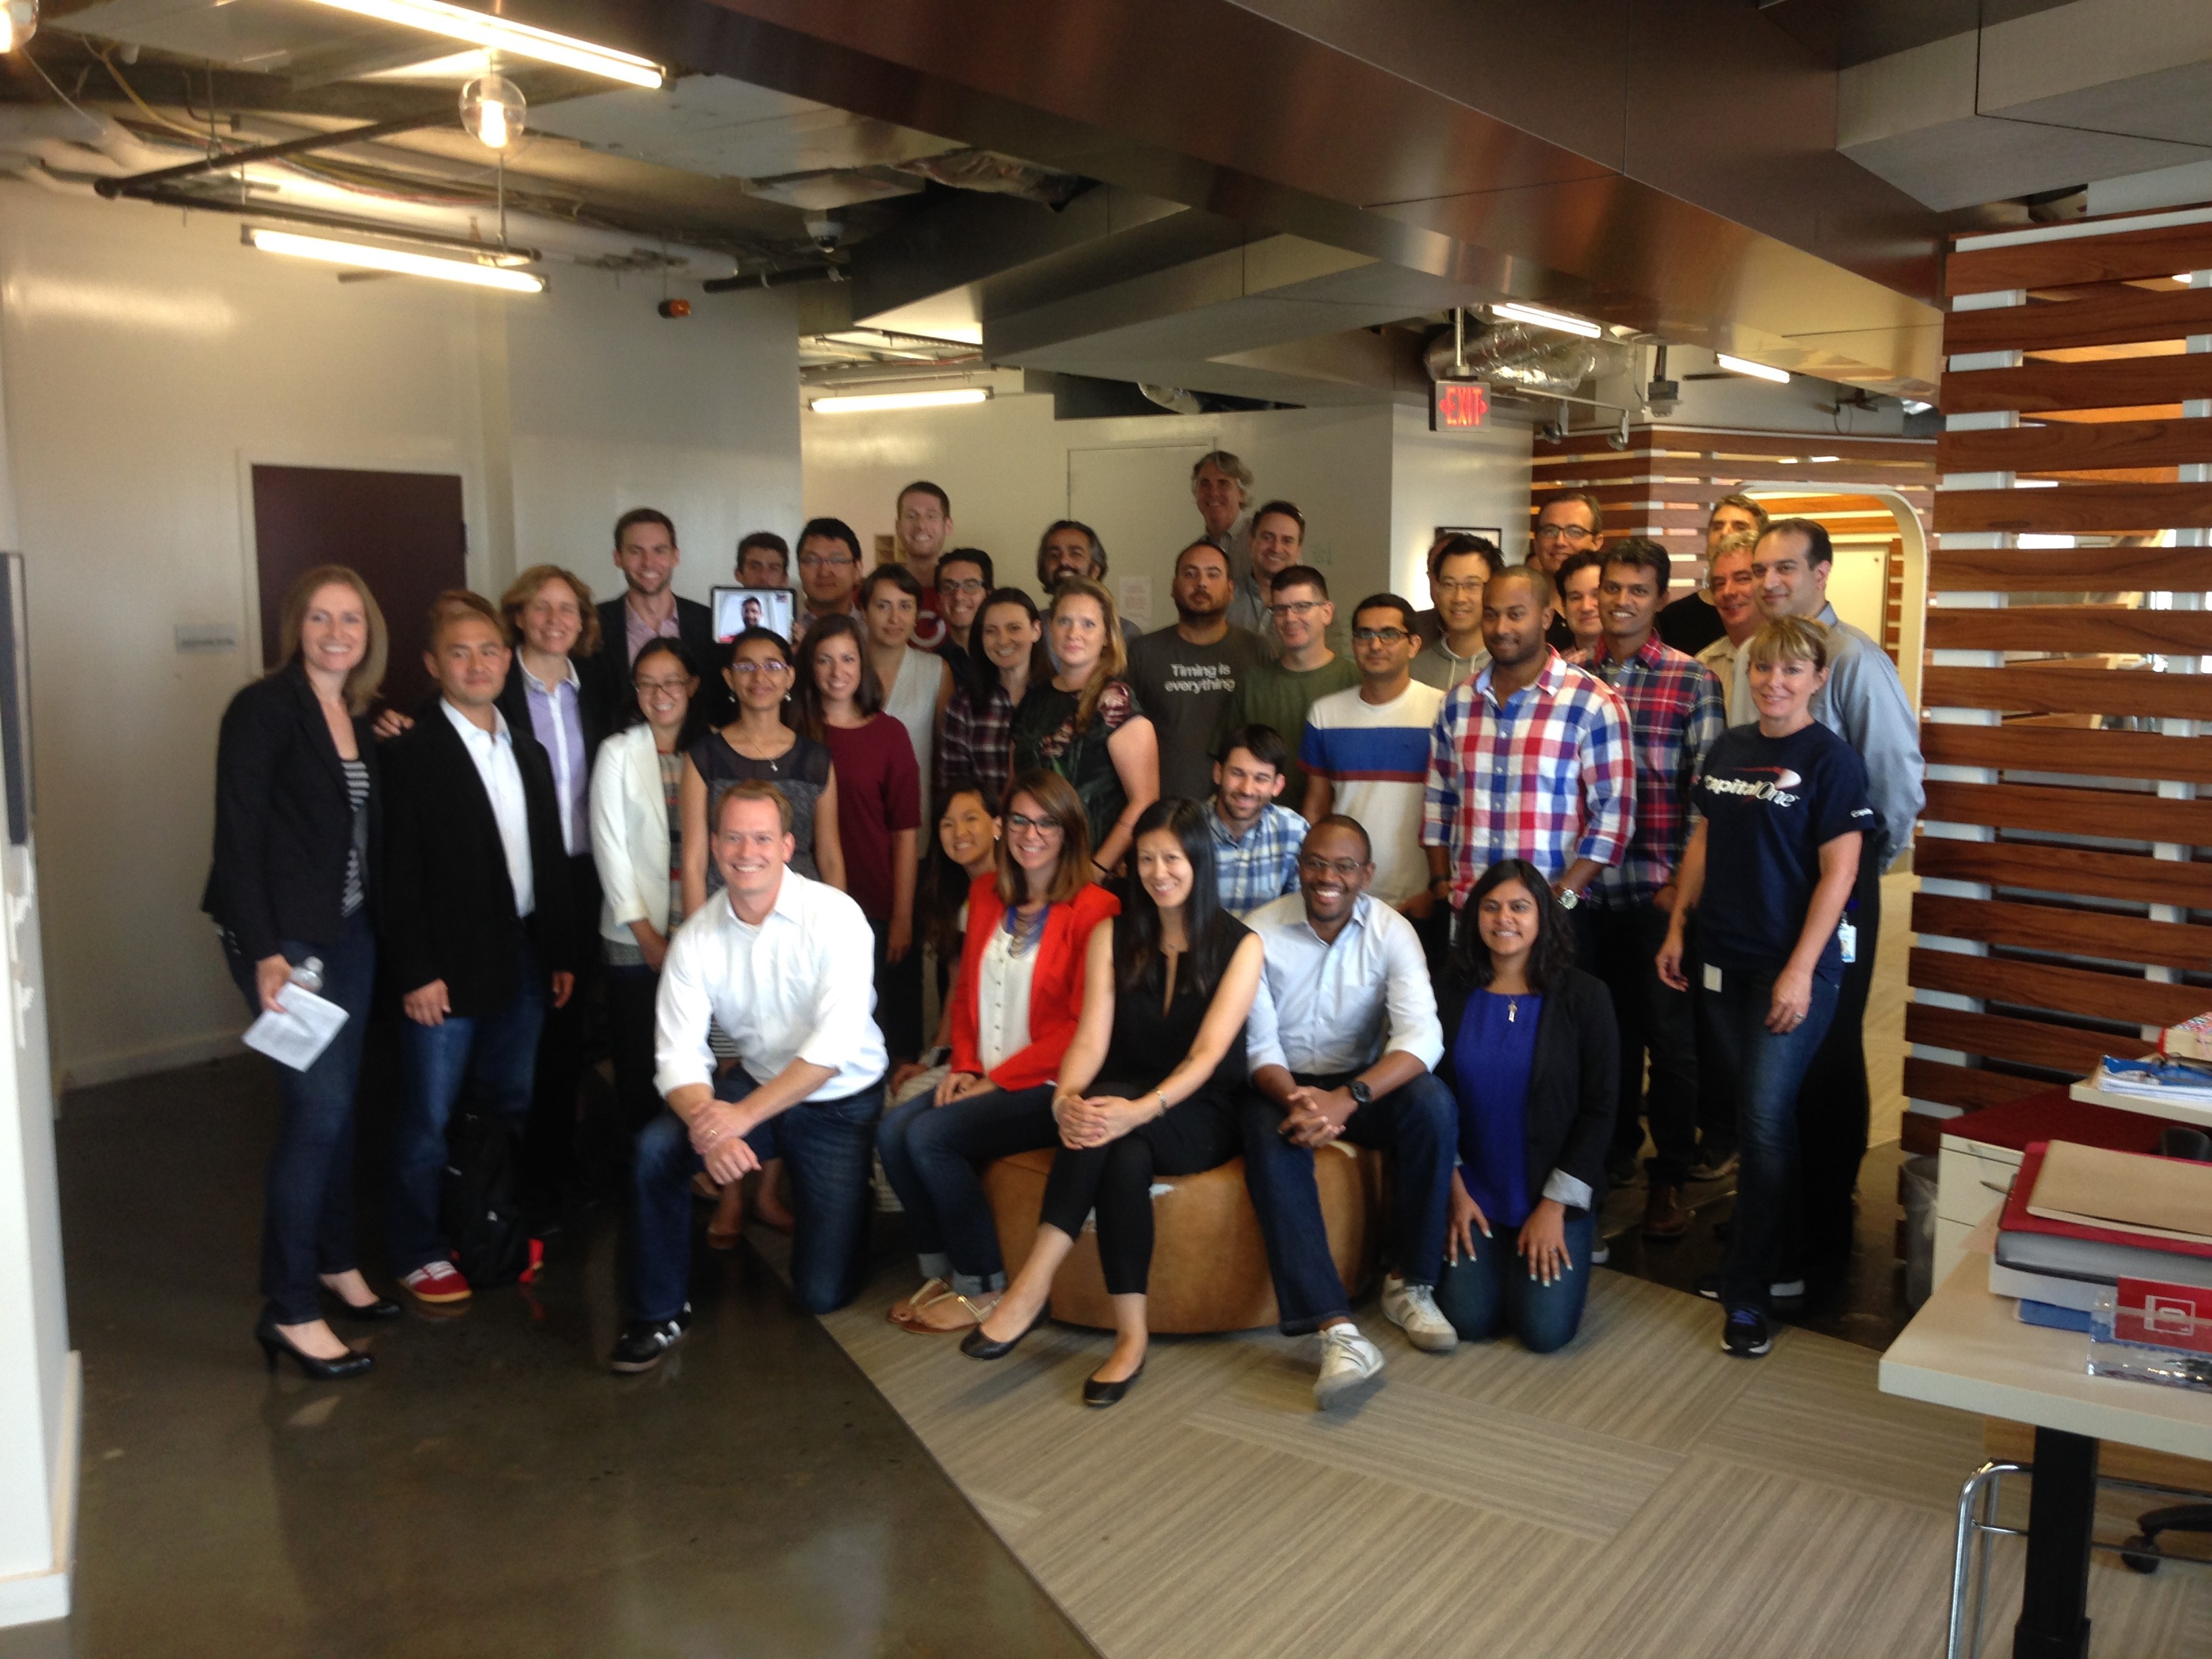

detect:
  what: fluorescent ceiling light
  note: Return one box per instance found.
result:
[297,0,663,87]
[808,387,990,415]
[1807,455,1840,462]
[1902,398,1933,413]
[1493,302,1601,340]
[246,227,545,292]
[1715,352,1790,384]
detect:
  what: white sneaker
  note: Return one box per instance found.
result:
[1380,1273,1460,1353]
[1314,1324,1385,1410]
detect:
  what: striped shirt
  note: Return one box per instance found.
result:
[1420,651,1635,905]
[1210,800,1307,918]
[1570,636,1725,907]
[1299,680,1445,903]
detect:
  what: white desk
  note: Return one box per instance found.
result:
[2068,1081,2212,1131]
[1882,1221,2212,1657]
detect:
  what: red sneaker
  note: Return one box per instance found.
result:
[401,1262,472,1304]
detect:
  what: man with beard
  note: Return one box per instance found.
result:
[1125,539,1265,802]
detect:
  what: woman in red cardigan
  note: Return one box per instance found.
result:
[878,769,1120,1333]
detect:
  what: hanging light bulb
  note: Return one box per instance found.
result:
[459,73,525,150]
[0,0,40,53]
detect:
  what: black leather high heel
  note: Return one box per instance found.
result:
[1083,1358,1144,1408]
[323,1291,403,1323]
[960,1300,1050,1360]
[255,1312,374,1380]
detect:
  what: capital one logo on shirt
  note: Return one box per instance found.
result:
[1704,767,1802,807]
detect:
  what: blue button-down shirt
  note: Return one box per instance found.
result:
[1209,800,1306,918]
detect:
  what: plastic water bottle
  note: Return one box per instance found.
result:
[289,958,325,995]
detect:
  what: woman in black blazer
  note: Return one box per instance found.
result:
[203,565,393,1380]
[1433,858,1618,1353]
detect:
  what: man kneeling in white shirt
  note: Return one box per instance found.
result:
[1242,815,1458,1410]
[614,779,888,1372]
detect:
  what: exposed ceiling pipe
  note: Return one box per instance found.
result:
[94,112,449,200]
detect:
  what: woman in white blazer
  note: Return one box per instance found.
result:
[591,637,701,1136]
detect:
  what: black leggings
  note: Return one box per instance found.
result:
[1037,1094,1238,1296]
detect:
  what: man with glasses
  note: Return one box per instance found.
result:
[1300,594,1446,912]
[1216,565,1359,806]
[1531,491,1603,653]
[796,516,867,629]
[1227,501,1346,655]
[1658,495,1767,656]
[1239,815,1456,1408]
[1410,535,1498,691]
[930,548,993,691]
[1693,532,1762,724]
[1126,539,1265,802]
[1208,724,1307,918]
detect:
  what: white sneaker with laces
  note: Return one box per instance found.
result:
[1314,1323,1386,1410]
[1380,1273,1460,1353]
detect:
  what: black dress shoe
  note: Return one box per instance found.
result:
[1083,1359,1144,1408]
[960,1302,1050,1360]
[255,1311,373,1381]
[324,1292,403,1322]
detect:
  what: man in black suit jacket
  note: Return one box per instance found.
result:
[382,591,577,1305]
[591,507,731,726]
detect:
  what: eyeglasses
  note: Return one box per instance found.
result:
[938,577,989,597]
[1351,627,1410,645]
[1432,575,1488,596]
[1269,600,1323,619]
[1534,523,1597,542]
[634,676,691,694]
[729,659,790,677]
[1006,812,1064,836]
[1297,854,1368,879]
[797,552,855,570]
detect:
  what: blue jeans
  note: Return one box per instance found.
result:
[878,1082,1059,1294]
[629,1068,880,1318]
[387,934,546,1277]
[226,908,377,1324]
[1433,1204,1597,1354]
[1240,1071,1456,1333]
[1704,965,1841,1314]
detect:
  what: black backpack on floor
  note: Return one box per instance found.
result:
[441,1109,530,1290]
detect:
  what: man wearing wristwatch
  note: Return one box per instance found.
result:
[1420,563,1633,941]
[1240,817,1456,1410]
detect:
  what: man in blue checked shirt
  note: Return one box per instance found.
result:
[1206,723,1307,917]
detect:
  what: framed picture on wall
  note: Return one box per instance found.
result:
[712,586,795,644]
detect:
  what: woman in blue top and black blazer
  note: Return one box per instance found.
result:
[1434,858,1617,1354]
[203,565,393,1380]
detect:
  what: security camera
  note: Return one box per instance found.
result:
[803,213,844,252]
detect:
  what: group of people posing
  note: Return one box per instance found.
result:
[204,449,1923,1405]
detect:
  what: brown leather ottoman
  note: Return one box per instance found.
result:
[979,1144,1383,1333]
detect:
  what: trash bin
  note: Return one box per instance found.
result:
[1902,1153,1940,1309]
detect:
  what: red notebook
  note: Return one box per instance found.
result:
[2003,1142,2212,1262]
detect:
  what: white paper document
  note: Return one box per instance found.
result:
[243,985,349,1072]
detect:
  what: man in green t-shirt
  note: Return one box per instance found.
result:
[1217,565,1359,806]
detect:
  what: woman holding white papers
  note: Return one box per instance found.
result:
[203,565,392,1380]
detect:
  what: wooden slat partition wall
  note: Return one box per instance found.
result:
[1911,205,2212,1117]
[1528,425,1936,588]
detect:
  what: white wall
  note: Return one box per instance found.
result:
[1387,403,1538,594]
[0,184,800,1087]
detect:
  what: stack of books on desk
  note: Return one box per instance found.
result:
[1992,1141,2212,1334]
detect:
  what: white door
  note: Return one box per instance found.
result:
[1826,546,1888,643]
[1066,441,1215,632]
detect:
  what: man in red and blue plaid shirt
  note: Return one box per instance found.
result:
[1570,538,1725,1238]
[1420,565,1633,916]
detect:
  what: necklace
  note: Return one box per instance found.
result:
[1004,902,1050,958]
[1508,997,1518,1023]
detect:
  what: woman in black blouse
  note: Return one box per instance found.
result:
[203,565,392,1380]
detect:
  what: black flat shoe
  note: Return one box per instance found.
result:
[960,1301,1050,1360]
[1083,1359,1144,1407]
[255,1312,373,1381]
[324,1292,403,1323]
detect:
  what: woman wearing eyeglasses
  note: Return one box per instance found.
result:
[877,771,1120,1332]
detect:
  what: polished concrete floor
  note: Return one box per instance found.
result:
[3,1054,1094,1659]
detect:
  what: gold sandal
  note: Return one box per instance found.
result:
[900,1290,999,1335]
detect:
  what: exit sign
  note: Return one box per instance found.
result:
[1431,377,1490,433]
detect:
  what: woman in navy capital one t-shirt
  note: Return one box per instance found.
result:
[1657,615,1872,1356]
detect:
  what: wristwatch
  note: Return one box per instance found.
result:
[1555,885,1580,911]
[1347,1080,1373,1108]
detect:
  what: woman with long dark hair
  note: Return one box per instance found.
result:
[204,565,392,1379]
[1010,577,1159,873]
[878,772,1120,1333]
[1433,859,1617,1354]
[962,796,1261,1404]
[795,613,924,1065]
[939,587,1048,808]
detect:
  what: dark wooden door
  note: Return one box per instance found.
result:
[252,465,468,714]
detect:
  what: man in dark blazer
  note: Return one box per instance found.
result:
[382,590,576,1305]
[591,507,731,726]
